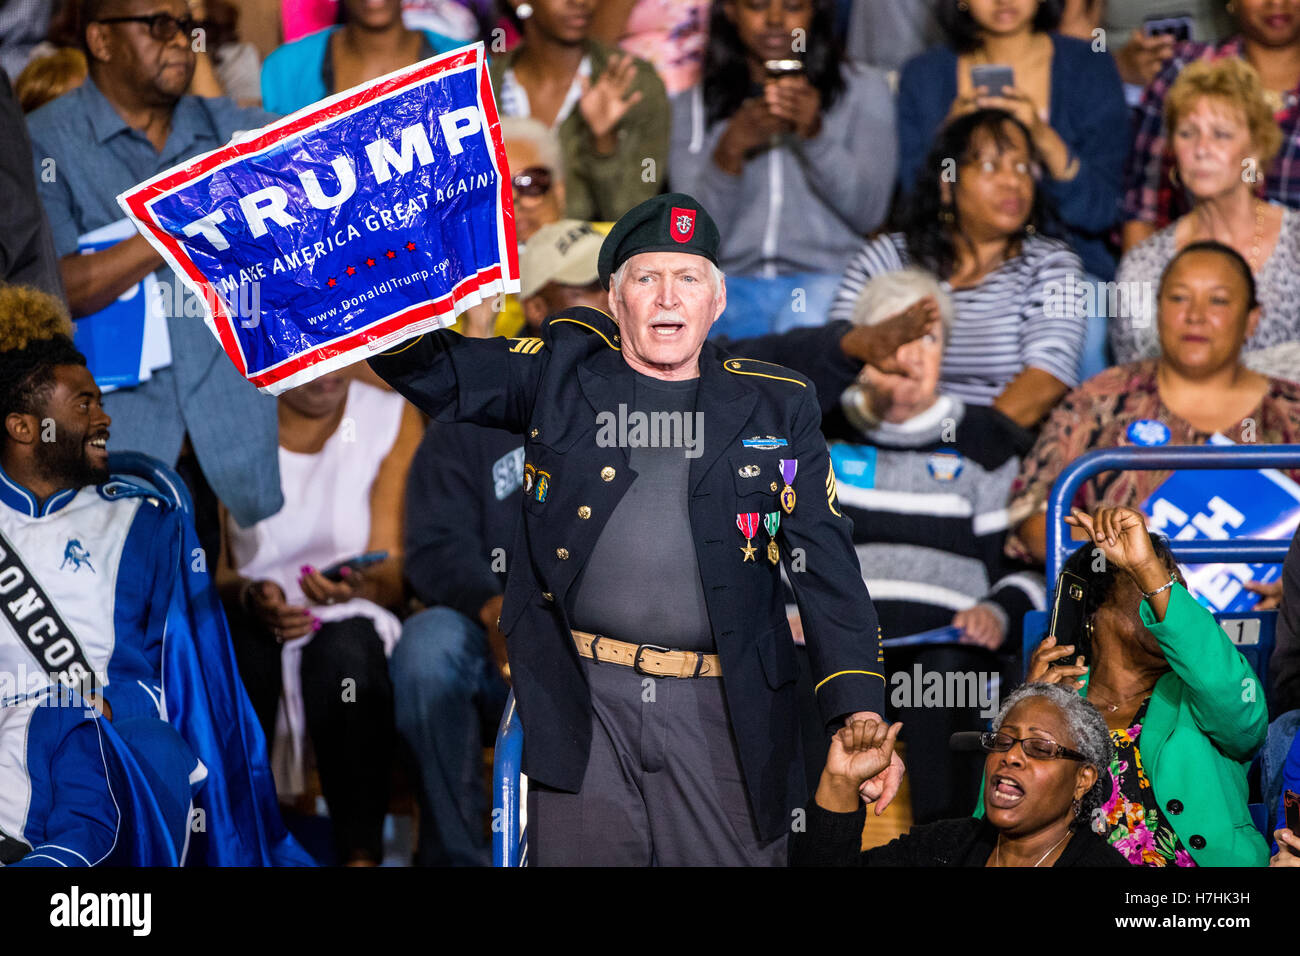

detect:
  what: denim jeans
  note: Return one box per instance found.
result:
[390,606,509,866]
[711,272,846,341]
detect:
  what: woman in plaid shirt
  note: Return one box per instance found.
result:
[1122,0,1300,251]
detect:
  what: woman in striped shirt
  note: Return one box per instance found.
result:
[828,109,1088,428]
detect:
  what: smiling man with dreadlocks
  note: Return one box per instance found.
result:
[0,285,310,866]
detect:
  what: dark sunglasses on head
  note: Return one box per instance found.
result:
[511,167,553,198]
[980,731,1088,762]
[95,13,207,42]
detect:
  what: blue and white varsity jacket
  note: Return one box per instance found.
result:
[0,464,312,866]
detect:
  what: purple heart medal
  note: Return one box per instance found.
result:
[778,459,798,515]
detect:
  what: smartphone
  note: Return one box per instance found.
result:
[319,550,388,582]
[1047,570,1089,664]
[1143,13,1193,43]
[1286,789,1300,835]
[764,59,805,79]
[970,64,1014,97]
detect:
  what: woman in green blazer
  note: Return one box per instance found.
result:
[1027,505,1269,867]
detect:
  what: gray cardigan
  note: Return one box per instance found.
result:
[667,62,897,278]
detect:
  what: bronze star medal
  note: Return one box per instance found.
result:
[737,512,760,562]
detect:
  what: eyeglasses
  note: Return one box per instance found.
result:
[511,167,553,198]
[980,731,1088,762]
[94,13,207,43]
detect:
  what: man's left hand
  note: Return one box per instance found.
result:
[845,711,905,814]
[840,296,940,373]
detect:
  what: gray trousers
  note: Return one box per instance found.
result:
[528,657,789,866]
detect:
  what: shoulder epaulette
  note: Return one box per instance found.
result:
[722,357,807,387]
[545,308,622,351]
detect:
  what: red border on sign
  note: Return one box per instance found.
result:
[120,43,517,388]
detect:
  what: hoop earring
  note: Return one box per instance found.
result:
[1169,165,1182,188]
[1024,223,1037,236]
[516,2,533,19]
[958,1,969,11]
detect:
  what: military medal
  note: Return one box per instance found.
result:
[736,512,760,562]
[778,459,798,514]
[763,512,780,564]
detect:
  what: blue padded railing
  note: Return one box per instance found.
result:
[1046,444,1300,587]
[492,691,526,867]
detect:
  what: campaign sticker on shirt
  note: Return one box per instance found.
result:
[829,443,877,489]
[1127,419,1172,447]
[927,451,964,483]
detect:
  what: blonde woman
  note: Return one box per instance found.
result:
[1111,58,1300,378]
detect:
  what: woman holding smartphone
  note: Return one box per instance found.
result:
[216,367,423,865]
[1026,505,1269,867]
[668,0,897,338]
[897,0,1128,285]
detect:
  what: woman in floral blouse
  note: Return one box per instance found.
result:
[1026,505,1270,867]
[1007,240,1300,564]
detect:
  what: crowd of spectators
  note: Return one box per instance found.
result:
[2,0,1300,867]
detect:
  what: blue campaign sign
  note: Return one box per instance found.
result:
[118,42,517,395]
[1141,441,1300,611]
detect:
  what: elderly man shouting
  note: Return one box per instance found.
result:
[370,193,896,866]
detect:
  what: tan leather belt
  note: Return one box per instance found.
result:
[571,629,721,678]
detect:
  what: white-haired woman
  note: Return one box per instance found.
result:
[807,267,1044,823]
[794,683,1126,866]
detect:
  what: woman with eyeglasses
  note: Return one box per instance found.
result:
[896,0,1127,283]
[827,109,1087,429]
[1026,505,1270,866]
[260,0,461,115]
[793,682,1126,866]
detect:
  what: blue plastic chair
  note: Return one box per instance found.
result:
[492,691,527,867]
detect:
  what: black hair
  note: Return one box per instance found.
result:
[0,285,86,444]
[0,338,87,438]
[701,0,846,127]
[895,108,1058,280]
[1159,239,1260,312]
[1058,535,1179,667]
[939,0,1065,53]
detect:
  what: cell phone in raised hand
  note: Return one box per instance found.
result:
[764,59,804,79]
[970,64,1014,97]
[1047,570,1088,665]
[1143,13,1193,43]
[319,550,388,582]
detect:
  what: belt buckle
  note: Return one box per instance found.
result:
[633,643,671,676]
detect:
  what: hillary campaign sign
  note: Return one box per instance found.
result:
[1141,436,1300,612]
[117,42,517,394]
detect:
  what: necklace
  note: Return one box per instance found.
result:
[994,829,1071,867]
[1194,200,1267,272]
[1247,199,1267,273]
[1088,685,1152,714]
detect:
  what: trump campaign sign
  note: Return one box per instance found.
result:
[117,42,517,394]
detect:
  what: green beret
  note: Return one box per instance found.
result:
[597,193,720,290]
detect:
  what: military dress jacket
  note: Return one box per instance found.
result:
[369,307,885,840]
